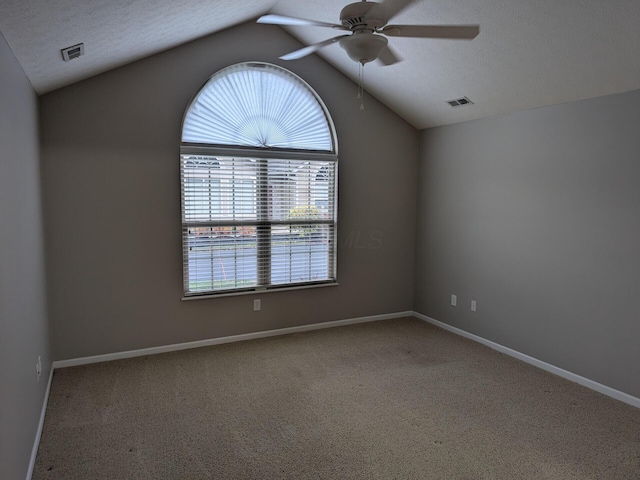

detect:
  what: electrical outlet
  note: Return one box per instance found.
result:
[451,294,457,306]
[36,356,42,382]
[253,299,261,311]
[471,300,477,312]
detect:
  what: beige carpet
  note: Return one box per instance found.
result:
[34,317,640,479]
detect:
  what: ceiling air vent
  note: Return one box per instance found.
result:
[61,43,84,62]
[447,96,474,108]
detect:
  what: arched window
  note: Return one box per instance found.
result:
[180,62,338,297]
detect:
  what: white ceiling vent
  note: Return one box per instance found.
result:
[61,43,84,62]
[447,96,474,108]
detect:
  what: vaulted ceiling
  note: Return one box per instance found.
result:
[1,0,639,129]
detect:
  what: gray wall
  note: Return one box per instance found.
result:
[415,89,640,398]
[40,21,419,361]
[0,33,51,479]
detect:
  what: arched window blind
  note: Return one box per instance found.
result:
[182,63,334,151]
[180,62,338,297]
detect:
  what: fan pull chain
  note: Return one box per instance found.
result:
[357,62,365,110]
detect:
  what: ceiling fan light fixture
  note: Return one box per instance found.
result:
[339,33,388,64]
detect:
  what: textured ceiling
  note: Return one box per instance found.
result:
[0,0,273,93]
[0,0,639,129]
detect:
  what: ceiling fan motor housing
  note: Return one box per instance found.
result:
[339,33,388,64]
[340,2,385,29]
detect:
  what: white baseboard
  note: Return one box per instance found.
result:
[26,364,54,480]
[52,311,414,369]
[413,312,640,409]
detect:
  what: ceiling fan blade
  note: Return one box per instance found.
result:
[377,45,402,66]
[367,0,417,24]
[382,24,480,39]
[257,14,345,29]
[280,35,350,61]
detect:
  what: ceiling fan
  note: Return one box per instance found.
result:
[257,0,480,66]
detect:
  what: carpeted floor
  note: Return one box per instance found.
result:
[34,317,640,479]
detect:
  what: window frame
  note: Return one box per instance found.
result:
[179,63,338,299]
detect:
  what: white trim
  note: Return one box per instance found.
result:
[26,364,54,480]
[182,282,339,301]
[413,312,640,409]
[52,311,413,369]
[180,144,338,161]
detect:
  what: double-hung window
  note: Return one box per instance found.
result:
[180,63,338,297]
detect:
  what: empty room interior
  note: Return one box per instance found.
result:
[1,0,639,478]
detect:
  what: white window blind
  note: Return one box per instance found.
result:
[182,63,333,151]
[180,63,337,297]
[181,156,336,294]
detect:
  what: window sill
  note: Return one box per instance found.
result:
[181,282,339,301]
